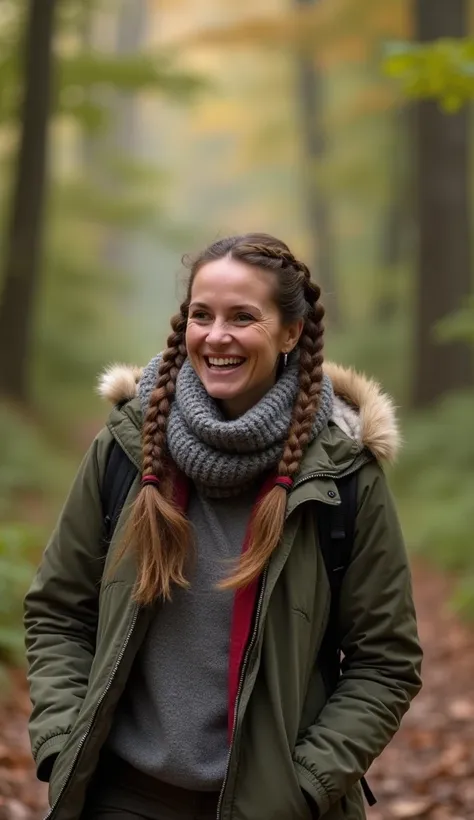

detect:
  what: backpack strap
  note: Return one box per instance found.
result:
[317,473,377,808]
[102,439,138,543]
[317,472,358,692]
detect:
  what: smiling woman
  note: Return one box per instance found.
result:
[186,255,304,418]
[24,233,422,820]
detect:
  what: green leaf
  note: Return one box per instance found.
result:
[382,37,474,111]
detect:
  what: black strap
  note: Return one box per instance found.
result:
[317,473,358,692]
[361,777,377,807]
[317,473,377,808]
[102,439,138,543]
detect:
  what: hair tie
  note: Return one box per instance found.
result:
[141,474,160,488]
[275,476,293,492]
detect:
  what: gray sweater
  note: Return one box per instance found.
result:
[107,485,255,790]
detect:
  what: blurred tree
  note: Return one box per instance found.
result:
[80,0,149,271]
[181,0,409,332]
[293,0,337,320]
[412,0,472,406]
[104,0,148,270]
[378,105,413,322]
[114,0,149,152]
[0,0,203,411]
[0,0,57,403]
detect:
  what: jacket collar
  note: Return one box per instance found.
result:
[102,360,400,506]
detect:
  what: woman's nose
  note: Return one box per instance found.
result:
[206,321,232,344]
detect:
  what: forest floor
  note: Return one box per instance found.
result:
[0,562,473,820]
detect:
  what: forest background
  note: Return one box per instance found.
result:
[0,0,473,674]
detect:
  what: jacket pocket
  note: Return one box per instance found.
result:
[35,732,70,783]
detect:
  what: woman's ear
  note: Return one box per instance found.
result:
[284,318,304,352]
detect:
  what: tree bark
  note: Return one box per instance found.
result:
[0,0,57,403]
[293,0,337,322]
[412,0,472,407]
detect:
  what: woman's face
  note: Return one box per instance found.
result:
[186,256,303,418]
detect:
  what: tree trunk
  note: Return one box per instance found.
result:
[82,0,147,270]
[412,0,472,407]
[114,0,148,153]
[104,0,148,270]
[0,0,57,403]
[293,0,337,322]
[378,106,414,322]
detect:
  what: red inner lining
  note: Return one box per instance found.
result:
[227,474,276,739]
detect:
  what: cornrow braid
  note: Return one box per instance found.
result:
[239,243,294,265]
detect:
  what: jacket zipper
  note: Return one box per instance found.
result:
[44,605,140,820]
[216,566,268,820]
[293,455,378,810]
[216,456,371,818]
[292,453,371,493]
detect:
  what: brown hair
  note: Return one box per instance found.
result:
[118,233,325,605]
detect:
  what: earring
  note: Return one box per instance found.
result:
[283,352,288,367]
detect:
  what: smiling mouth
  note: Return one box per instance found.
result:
[204,356,246,371]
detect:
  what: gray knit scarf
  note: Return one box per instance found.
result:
[138,353,334,497]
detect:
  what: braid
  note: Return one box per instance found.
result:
[237,242,297,272]
[219,255,326,592]
[279,272,324,478]
[142,304,188,484]
[111,300,192,605]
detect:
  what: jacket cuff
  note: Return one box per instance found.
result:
[35,733,69,782]
[294,759,330,817]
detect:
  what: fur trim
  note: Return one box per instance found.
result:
[324,362,400,463]
[97,364,142,405]
[98,361,400,462]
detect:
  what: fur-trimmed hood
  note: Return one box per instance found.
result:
[98,361,400,463]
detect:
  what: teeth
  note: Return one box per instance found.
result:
[208,357,244,366]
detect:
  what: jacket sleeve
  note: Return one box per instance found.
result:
[24,427,113,781]
[294,460,423,816]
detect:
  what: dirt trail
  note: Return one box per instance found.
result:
[368,563,474,820]
[1,562,473,820]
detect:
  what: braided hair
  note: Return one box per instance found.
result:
[217,241,324,589]
[119,233,325,602]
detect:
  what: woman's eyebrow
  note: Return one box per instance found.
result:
[189,301,262,314]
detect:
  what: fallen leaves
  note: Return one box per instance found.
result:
[0,670,47,820]
[389,799,434,818]
[368,562,474,820]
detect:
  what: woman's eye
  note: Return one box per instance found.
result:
[235,313,254,323]
[192,311,210,321]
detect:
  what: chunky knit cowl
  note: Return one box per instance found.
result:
[138,353,333,498]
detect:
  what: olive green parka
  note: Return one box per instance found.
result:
[24,362,422,820]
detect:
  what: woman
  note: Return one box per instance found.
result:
[24,233,422,820]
